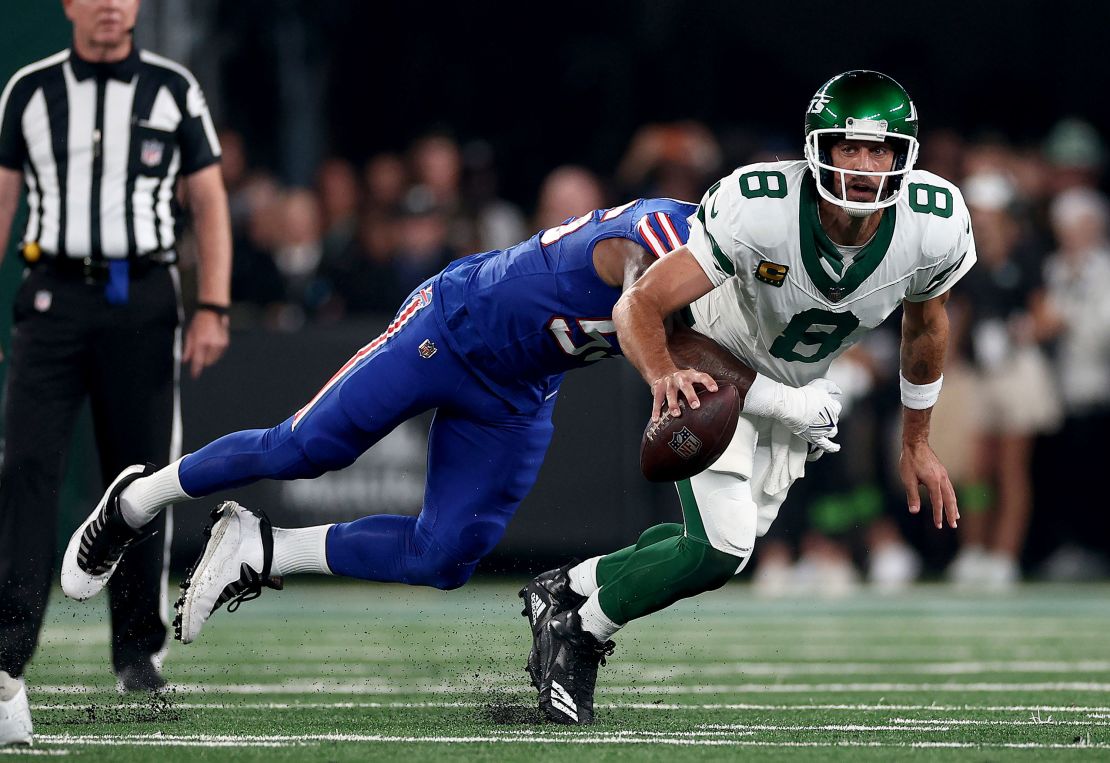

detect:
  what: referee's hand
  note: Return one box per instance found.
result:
[183,310,230,379]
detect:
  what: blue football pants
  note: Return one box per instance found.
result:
[176,287,556,589]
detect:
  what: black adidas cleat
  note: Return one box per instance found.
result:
[536,609,614,725]
[116,659,168,694]
[519,559,585,690]
[61,464,157,600]
[173,501,283,644]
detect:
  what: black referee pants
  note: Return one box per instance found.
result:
[0,263,180,678]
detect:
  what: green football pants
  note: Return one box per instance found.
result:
[592,479,746,625]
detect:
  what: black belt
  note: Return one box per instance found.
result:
[29,252,176,282]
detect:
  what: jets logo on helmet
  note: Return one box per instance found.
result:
[803,70,920,217]
[807,93,832,115]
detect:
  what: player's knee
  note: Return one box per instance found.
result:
[406,550,476,591]
[701,484,758,559]
[636,522,684,549]
[693,541,746,590]
[410,519,504,590]
[452,519,507,562]
[294,428,361,475]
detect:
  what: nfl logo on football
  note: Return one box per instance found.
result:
[668,427,702,460]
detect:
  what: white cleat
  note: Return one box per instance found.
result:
[0,672,32,746]
[174,502,283,645]
[61,464,154,601]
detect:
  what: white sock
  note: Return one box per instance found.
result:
[120,458,191,530]
[0,670,24,701]
[577,590,621,641]
[568,556,601,597]
[271,525,334,576]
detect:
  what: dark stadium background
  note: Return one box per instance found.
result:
[1,0,1108,577]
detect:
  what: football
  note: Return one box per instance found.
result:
[638,327,750,482]
[639,381,741,483]
[666,327,751,386]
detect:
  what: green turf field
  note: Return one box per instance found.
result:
[14,580,1110,760]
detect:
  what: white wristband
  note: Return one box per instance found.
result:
[740,373,782,419]
[900,372,943,410]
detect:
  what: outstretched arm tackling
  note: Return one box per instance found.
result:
[899,292,959,530]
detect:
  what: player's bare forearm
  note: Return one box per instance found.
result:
[599,239,757,403]
[614,283,680,386]
[185,164,232,306]
[899,294,949,444]
[0,167,25,269]
[614,247,717,419]
[898,294,958,528]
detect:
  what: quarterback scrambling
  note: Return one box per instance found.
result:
[527,70,976,724]
[59,197,841,646]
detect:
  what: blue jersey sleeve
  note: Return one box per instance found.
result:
[430,197,696,412]
[630,199,696,258]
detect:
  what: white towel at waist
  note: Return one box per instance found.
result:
[762,421,808,497]
[706,414,807,497]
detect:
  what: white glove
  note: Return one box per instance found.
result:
[807,440,832,462]
[744,375,843,455]
[795,378,843,455]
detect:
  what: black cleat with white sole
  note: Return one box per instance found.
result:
[61,463,157,601]
[536,608,614,725]
[519,559,585,690]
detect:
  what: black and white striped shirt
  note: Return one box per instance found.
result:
[0,46,220,259]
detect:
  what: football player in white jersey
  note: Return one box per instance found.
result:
[527,70,976,724]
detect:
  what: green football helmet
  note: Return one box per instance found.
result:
[803,70,920,217]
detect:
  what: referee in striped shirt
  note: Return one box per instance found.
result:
[0,0,231,711]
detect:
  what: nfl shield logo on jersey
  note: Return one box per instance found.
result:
[417,339,437,359]
[668,427,703,460]
[140,139,164,167]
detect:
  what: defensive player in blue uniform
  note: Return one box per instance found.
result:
[60,198,841,645]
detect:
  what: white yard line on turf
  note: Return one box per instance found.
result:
[886,718,1110,727]
[30,734,1110,750]
[30,681,1110,695]
[37,659,1110,677]
[631,660,1110,677]
[701,719,1110,730]
[29,701,1110,714]
[0,752,68,757]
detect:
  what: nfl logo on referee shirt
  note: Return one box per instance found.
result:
[140,139,164,167]
[34,290,52,312]
[668,427,702,460]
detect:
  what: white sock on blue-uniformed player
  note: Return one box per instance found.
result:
[568,557,601,597]
[577,590,621,642]
[271,525,334,576]
[119,458,191,530]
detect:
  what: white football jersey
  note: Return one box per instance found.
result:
[685,160,976,387]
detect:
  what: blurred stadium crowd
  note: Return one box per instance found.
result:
[174,116,1110,591]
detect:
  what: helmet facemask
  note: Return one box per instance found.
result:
[804,118,920,218]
